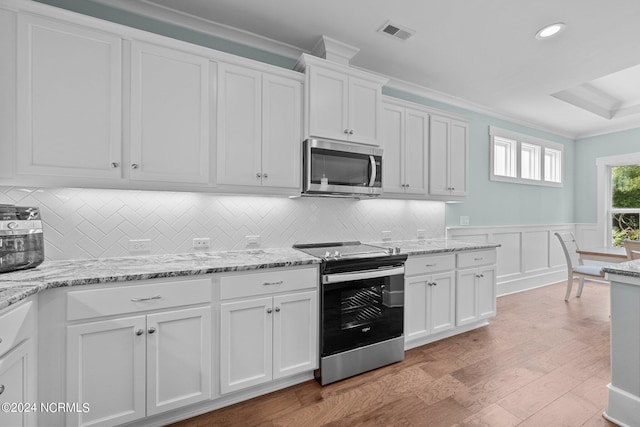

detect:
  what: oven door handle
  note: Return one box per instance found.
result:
[323,266,404,284]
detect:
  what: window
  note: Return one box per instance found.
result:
[610,164,640,246]
[489,126,563,187]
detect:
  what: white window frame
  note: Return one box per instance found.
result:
[489,126,563,187]
[596,152,640,247]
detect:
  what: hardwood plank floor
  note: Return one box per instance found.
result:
[170,281,619,427]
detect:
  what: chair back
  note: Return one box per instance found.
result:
[623,239,640,260]
[555,232,581,269]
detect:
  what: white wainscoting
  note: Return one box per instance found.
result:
[447,224,591,296]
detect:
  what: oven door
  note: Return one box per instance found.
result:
[303,138,383,196]
[321,266,404,356]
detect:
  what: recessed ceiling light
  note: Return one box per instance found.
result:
[535,22,566,40]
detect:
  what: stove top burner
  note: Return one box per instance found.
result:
[293,241,397,261]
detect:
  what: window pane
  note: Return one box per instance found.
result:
[612,164,640,208]
[493,136,517,177]
[612,213,640,246]
[521,143,541,180]
[544,148,562,183]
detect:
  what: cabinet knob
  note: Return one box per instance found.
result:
[148,327,156,334]
[135,329,144,336]
[0,384,4,395]
[349,129,354,135]
[344,129,349,134]
[267,308,273,314]
[110,162,119,169]
[275,306,281,312]
[131,163,139,169]
[263,173,268,178]
[256,172,262,178]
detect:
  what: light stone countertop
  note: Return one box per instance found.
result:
[603,259,640,280]
[0,239,500,310]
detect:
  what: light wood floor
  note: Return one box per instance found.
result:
[171,281,618,427]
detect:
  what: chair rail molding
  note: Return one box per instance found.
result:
[448,224,591,296]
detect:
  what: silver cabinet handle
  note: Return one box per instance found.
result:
[344,129,349,134]
[262,281,283,286]
[275,307,281,312]
[263,173,268,178]
[256,172,262,178]
[0,384,4,395]
[349,129,354,135]
[425,264,436,267]
[130,295,161,302]
[148,327,156,334]
[474,257,484,261]
[131,163,139,169]
[110,162,119,168]
[135,329,144,336]
[266,308,273,314]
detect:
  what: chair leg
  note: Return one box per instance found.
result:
[565,275,574,300]
[577,277,585,297]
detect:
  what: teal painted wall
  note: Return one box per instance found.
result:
[38,0,579,228]
[574,128,640,224]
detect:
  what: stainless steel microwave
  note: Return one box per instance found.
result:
[302,138,383,197]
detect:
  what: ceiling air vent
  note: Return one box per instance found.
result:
[378,21,415,41]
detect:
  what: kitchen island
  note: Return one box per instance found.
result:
[603,260,640,427]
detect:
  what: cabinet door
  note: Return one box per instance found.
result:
[261,73,302,189]
[449,120,468,196]
[404,109,429,195]
[67,316,146,427]
[17,14,122,179]
[456,269,479,326]
[272,291,318,379]
[0,340,35,427]
[220,297,272,394]
[130,41,210,183]
[348,77,381,145]
[307,66,349,141]
[146,306,212,416]
[404,276,430,340]
[381,103,405,193]
[478,266,497,320]
[217,63,263,186]
[429,115,450,196]
[429,271,456,334]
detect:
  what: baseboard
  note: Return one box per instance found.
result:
[497,269,566,296]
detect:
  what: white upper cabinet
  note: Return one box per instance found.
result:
[217,62,301,191]
[130,41,210,184]
[297,54,388,146]
[16,13,122,179]
[382,100,429,196]
[429,114,469,198]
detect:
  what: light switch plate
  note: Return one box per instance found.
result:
[129,239,151,253]
[416,229,426,239]
[381,230,392,241]
[460,216,470,226]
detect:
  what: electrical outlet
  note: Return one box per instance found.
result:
[381,230,392,241]
[460,216,470,226]
[246,235,261,247]
[416,229,426,239]
[193,237,210,250]
[128,239,151,253]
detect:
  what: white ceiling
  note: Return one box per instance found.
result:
[97,0,640,139]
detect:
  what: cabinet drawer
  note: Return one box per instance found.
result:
[0,300,34,358]
[457,250,496,269]
[405,254,455,276]
[67,278,212,321]
[220,267,318,300]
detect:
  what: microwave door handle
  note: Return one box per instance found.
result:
[368,155,377,187]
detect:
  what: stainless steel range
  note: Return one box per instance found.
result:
[293,241,407,385]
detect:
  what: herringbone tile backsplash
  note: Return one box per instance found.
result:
[0,186,445,261]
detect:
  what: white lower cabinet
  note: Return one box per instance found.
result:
[404,254,456,345]
[0,298,36,427]
[456,250,497,326]
[0,340,36,427]
[218,267,318,395]
[64,279,212,427]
